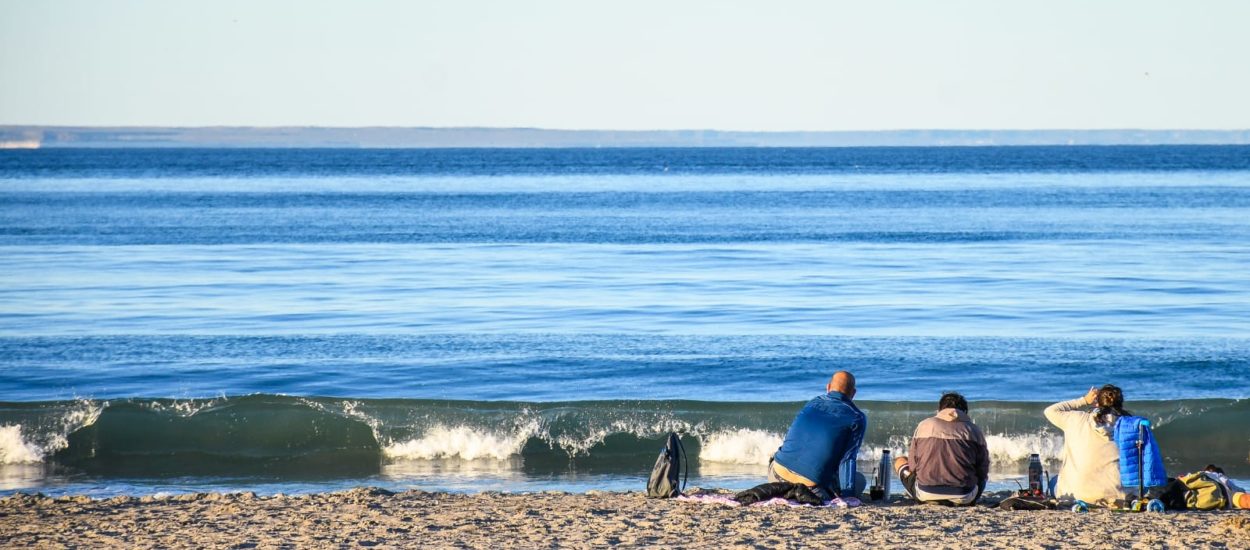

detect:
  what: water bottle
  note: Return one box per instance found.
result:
[1071,500,1089,513]
[1027,453,1043,494]
[838,455,858,497]
[878,450,892,501]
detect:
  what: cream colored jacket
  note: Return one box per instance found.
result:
[1044,398,1126,505]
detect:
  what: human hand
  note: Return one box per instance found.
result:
[1082,386,1098,406]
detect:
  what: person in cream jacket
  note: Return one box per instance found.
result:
[1044,385,1130,506]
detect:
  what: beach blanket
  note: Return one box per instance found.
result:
[676,494,861,508]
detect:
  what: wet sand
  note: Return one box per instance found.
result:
[2,487,1248,549]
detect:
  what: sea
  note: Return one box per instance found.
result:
[1,146,1248,498]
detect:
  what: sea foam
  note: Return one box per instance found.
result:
[0,400,103,465]
[384,423,538,461]
[698,429,782,465]
[856,432,1066,473]
[0,425,44,464]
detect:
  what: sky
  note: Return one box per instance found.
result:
[1,0,1248,130]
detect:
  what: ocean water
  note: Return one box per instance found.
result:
[1,147,1248,497]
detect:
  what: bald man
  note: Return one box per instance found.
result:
[768,371,868,500]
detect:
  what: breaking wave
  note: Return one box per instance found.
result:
[1,396,1245,478]
[0,400,101,464]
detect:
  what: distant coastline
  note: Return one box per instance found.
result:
[2,126,1249,149]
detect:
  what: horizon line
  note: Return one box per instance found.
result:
[5,126,1248,149]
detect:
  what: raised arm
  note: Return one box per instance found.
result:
[1044,388,1097,429]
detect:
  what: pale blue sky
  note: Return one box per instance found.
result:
[2,0,1247,130]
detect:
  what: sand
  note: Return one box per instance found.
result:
[2,487,1248,549]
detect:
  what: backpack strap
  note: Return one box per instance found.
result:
[676,434,688,492]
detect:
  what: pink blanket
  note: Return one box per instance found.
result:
[676,494,861,508]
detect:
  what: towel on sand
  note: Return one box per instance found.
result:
[676,494,861,508]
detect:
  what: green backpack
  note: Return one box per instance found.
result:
[1180,472,1229,510]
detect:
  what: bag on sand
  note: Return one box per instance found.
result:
[646,432,687,498]
[1179,472,1230,511]
[734,482,823,506]
[998,495,1058,511]
[1154,478,1189,511]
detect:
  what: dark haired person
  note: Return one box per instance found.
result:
[1044,385,1128,505]
[892,392,990,505]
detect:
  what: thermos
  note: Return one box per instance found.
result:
[1028,453,1044,493]
[878,450,892,501]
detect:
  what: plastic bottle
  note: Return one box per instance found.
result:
[1071,500,1089,513]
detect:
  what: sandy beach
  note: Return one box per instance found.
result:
[3,487,1248,549]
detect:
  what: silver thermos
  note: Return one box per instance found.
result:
[878,449,892,501]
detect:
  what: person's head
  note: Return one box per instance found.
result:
[938,392,968,413]
[827,371,856,399]
[1094,384,1129,425]
[1095,385,1124,410]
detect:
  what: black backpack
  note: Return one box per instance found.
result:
[1154,477,1189,510]
[645,432,688,498]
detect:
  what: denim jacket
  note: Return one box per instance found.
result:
[772,391,866,495]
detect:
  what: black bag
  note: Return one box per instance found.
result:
[998,495,1058,511]
[734,482,823,506]
[645,432,687,498]
[1153,477,1189,511]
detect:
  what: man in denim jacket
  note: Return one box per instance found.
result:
[768,371,867,500]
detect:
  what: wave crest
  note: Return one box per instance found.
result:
[0,400,102,465]
[698,429,782,465]
[0,425,44,464]
[384,423,538,461]
[1,396,1245,478]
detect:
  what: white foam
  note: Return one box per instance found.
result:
[0,400,103,465]
[858,434,914,463]
[0,425,44,464]
[142,396,228,417]
[549,416,694,457]
[655,428,1065,469]
[551,428,612,457]
[984,432,1065,463]
[857,431,1066,472]
[336,400,383,431]
[698,429,783,465]
[383,423,537,461]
